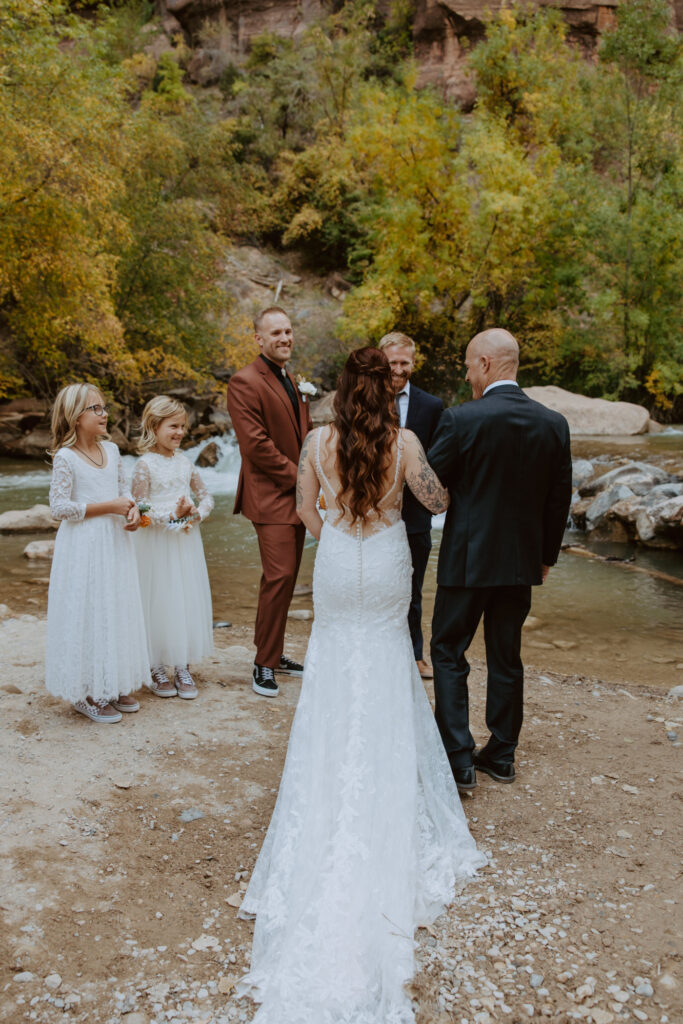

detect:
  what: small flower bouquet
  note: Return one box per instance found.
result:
[137,502,151,528]
[167,515,194,533]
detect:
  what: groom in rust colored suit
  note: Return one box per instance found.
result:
[227,307,313,698]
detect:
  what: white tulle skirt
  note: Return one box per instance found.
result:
[134,524,213,668]
[238,520,485,1024]
[45,517,151,702]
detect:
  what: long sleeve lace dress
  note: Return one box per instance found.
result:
[131,451,214,668]
[45,441,151,703]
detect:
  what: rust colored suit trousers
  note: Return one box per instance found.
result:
[253,522,306,668]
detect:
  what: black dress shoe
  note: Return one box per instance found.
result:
[452,765,477,793]
[252,665,279,697]
[278,655,304,677]
[473,750,516,783]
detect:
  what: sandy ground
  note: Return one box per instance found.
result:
[0,607,681,1024]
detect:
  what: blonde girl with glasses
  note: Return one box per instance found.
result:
[45,383,151,723]
[131,395,214,700]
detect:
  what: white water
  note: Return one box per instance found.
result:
[0,434,244,497]
[120,434,243,496]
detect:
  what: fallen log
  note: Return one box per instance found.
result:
[561,544,683,587]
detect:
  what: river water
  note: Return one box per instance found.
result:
[1,430,682,689]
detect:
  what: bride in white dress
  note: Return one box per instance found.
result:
[238,348,485,1024]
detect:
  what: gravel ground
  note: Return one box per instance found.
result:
[0,610,681,1024]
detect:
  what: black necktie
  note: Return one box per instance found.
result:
[281,369,299,421]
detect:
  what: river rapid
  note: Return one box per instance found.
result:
[1,430,682,690]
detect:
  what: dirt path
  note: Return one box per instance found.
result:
[0,610,681,1024]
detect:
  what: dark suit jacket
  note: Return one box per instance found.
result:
[227,357,312,525]
[402,384,445,534]
[428,385,572,588]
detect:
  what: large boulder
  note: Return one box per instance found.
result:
[0,400,51,457]
[571,458,594,489]
[584,484,635,530]
[23,540,55,560]
[16,427,52,458]
[0,505,59,534]
[579,461,673,498]
[196,441,220,467]
[599,489,683,549]
[309,392,335,426]
[522,386,653,436]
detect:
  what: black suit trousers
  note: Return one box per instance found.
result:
[407,530,432,660]
[431,584,531,767]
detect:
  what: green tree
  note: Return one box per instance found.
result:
[586,0,683,410]
[0,0,130,397]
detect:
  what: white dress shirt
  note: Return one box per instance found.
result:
[396,381,411,427]
[483,379,518,396]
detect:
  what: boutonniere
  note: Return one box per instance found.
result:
[297,376,317,403]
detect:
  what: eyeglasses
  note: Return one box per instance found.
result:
[84,404,109,417]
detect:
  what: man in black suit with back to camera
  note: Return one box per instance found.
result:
[428,328,572,794]
[379,332,444,681]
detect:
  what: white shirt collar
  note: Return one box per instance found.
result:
[483,379,518,396]
[396,381,411,398]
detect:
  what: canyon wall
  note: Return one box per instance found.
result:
[158,0,682,107]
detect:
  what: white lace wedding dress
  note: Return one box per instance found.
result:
[238,427,485,1024]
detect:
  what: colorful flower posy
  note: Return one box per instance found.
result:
[137,501,151,528]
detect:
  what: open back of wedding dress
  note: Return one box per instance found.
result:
[238,427,485,1024]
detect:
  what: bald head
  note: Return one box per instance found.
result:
[465,328,519,399]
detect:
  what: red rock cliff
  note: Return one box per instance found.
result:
[158,0,682,108]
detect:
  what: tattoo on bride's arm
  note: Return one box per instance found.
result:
[412,446,449,512]
[296,434,313,511]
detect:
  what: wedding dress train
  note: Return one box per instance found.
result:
[238,428,485,1024]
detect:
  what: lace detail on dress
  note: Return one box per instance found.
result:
[49,451,87,521]
[45,442,151,703]
[189,468,214,521]
[131,453,214,525]
[314,425,404,538]
[238,432,484,1024]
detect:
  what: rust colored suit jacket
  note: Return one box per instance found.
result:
[227,357,313,525]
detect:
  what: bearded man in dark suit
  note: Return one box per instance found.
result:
[379,332,444,680]
[227,307,312,699]
[428,328,572,793]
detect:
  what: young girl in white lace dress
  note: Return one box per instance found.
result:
[131,396,214,700]
[46,384,151,723]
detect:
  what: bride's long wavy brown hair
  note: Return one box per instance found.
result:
[333,347,399,523]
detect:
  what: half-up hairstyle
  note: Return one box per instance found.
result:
[48,383,110,457]
[137,396,188,453]
[333,347,399,523]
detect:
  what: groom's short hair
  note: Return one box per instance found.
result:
[378,332,415,356]
[254,306,289,333]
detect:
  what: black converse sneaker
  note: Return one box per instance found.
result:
[278,655,304,677]
[252,664,279,698]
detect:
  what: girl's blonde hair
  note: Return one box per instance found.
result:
[137,395,188,454]
[48,383,110,457]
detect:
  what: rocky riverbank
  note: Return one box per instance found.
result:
[0,393,233,461]
[4,453,681,552]
[0,607,681,1024]
[0,379,666,462]
[571,460,683,550]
